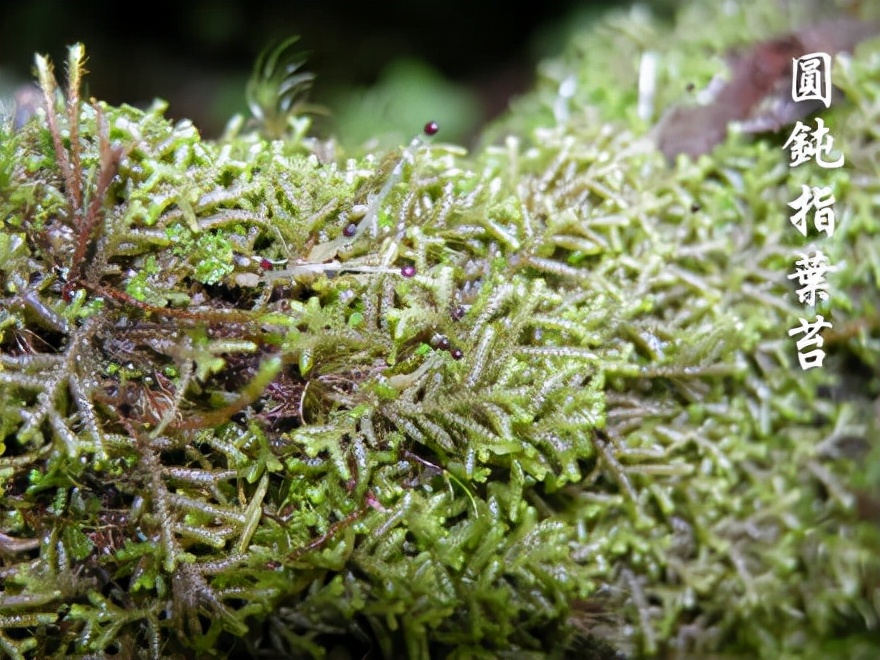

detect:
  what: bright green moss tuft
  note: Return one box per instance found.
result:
[1,1,879,658]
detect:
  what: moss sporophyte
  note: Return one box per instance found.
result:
[1,1,880,658]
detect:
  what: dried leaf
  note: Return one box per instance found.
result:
[655,18,880,161]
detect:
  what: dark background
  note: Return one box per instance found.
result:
[0,0,655,144]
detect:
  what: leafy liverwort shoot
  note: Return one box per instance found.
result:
[306,123,438,262]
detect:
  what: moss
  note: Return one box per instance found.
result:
[1,1,879,658]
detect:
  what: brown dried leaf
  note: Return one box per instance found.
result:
[655,18,880,161]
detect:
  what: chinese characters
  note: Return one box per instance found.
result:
[791,51,832,108]
[781,117,844,168]
[787,251,834,306]
[782,52,842,370]
[787,185,836,237]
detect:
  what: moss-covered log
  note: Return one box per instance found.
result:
[1,1,879,657]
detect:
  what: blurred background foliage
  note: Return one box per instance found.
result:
[0,0,673,148]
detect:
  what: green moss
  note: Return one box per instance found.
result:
[1,1,879,658]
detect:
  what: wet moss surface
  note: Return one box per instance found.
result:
[1,2,879,658]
